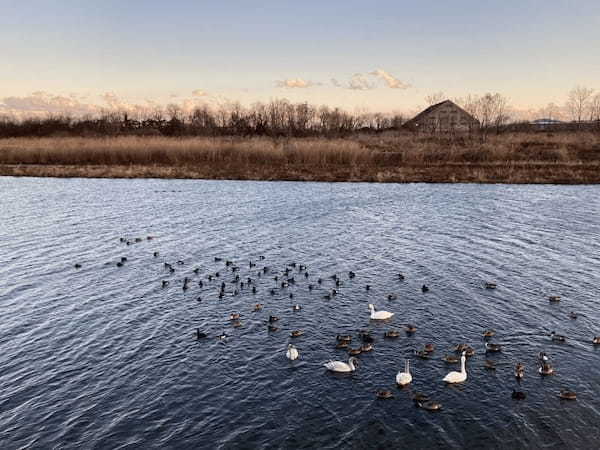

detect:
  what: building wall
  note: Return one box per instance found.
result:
[417,103,478,132]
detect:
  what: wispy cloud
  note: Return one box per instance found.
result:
[369,69,410,89]
[347,73,375,91]
[0,91,100,117]
[191,89,207,97]
[275,78,321,88]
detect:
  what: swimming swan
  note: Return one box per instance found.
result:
[324,357,359,373]
[443,351,467,383]
[396,359,413,386]
[286,344,299,360]
[369,304,394,320]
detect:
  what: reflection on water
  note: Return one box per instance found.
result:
[1,178,599,449]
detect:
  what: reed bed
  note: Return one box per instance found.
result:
[1,133,599,183]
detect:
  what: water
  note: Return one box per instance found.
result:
[1,177,599,449]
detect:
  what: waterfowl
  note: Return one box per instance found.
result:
[405,324,417,334]
[539,362,554,376]
[413,392,429,402]
[398,273,405,280]
[292,304,301,311]
[484,360,496,370]
[593,336,600,345]
[421,285,429,293]
[485,342,502,353]
[134,237,142,243]
[549,295,561,303]
[384,330,400,338]
[336,335,352,342]
[308,284,314,291]
[569,311,578,319]
[365,284,371,291]
[559,389,577,400]
[290,330,304,338]
[176,260,184,265]
[335,341,349,349]
[538,352,549,362]
[196,329,207,339]
[360,343,373,352]
[483,329,496,338]
[361,333,375,344]
[324,357,359,373]
[512,390,526,400]
[153,252,159,257]
[162,280,169,288]
[387,294,398,301]
[396,359,412,386]
[268,325,279,332]
[253,304,263,311]
[232,320,242,328]
[369,304,394,320]
[270,289,276,296]
[196,296,202,302]
[348,348,362,356]
[443,355,459,364]
[229,313,240,321]
[74,263,82,269]
[348,271,356,279]
[453,344,475,357]
[116,262,124,267]
[485,282,497,289]
[376,390,394,399]
[414,350,431,360]
[198,280,203,288]
[550,331,566,342]
[424,343,435,353]
[323,294,331,300]
[268,315,279,322]
[415,400,442,411]
[515,363,525,379]
[286,344,299,361]
[443,351,467,383]
[217,332,227,340]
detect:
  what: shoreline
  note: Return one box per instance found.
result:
[2,162,599,184]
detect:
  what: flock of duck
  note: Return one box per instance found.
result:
[79,235,596,412]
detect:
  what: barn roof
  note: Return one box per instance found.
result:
[405,100,478,126]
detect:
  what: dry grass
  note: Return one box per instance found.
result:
[1,133,599,183]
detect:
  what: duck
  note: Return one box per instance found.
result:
[415,399,442,411]
[443,355,459,364]
[268,315,279,323]
[548,295,561,303]
[538,352,549,362]
[161,280,169,288]
[195,329,207,339]
[483,329,496,338]
[335,341,349,349]
[424,343,435,353]
[396,359,412,386]
[348,348,362,356]
[484,360,496,370]
[384,330,400,338]
[232,320,242,328]
[485,342,502,353]
[292,304,301,311]
[153,251,159,257]
[593,336,600,345]
[515,363,525,379]
[443,351,467,383]
[414,350,431,360]
[74,263,82,269]
[550,331,566,342]
[229,313,240,321]
[359,331,375,343]
[336,335,352,342]
[324,357,359,373]
[405,324,417,334]
[290,330,304,338]
[217,332,227,340]
[369,304,394,320]
[413,392,429,402]
[387,294,398,301]
[360,343,373,352]
[512,390,526,400]
[539,362,554,376]
[569,311,578,319]
[253,304,263,311]
[398,273,405,280]
[348,271,356,279]
[376,390,394,399]
[559,389,577,400]
[286,344,299,360]
[421,285,429,293]
[365,284,371,291]
[485,282,497,289]
[268,325,279,332]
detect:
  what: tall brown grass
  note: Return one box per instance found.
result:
[1,133,599,183]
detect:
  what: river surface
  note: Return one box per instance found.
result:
[1,177,600,449]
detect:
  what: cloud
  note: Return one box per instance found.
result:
[0,91,100,117]
[191,89,207,97]
[347,73,375,90]
[275,78,320,88]
[369,69,410,89]
[330,78,341,87]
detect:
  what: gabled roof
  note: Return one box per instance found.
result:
[405,100,479,125]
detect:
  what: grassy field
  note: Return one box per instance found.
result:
[1,133,599,183]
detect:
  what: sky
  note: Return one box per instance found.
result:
[1,0,600,117]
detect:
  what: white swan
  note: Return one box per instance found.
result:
[396,359,413,386]
[369,304,394,320]
[324,357,359,373]
[443,351,467,383]
[286,344,299,360]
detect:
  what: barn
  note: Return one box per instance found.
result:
[404,100,479,133]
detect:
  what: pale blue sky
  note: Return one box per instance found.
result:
[1,0,599,114]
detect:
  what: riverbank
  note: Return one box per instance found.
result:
[1,134,599,183]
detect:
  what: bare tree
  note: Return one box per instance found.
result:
[566,86,594,124]
[425,92,446,106]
